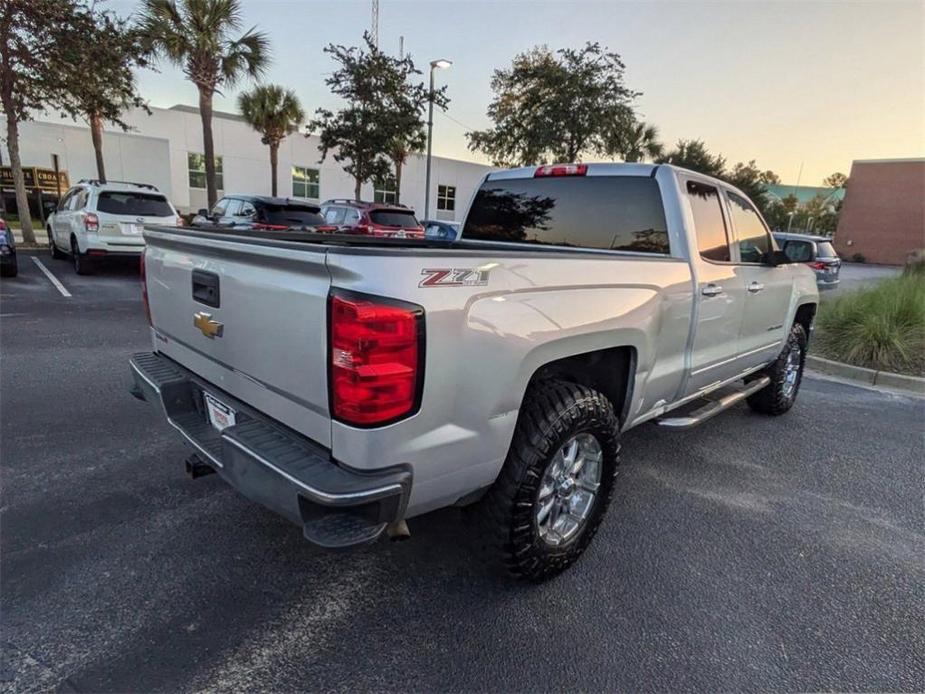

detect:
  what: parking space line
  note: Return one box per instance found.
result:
[31,257,72,298]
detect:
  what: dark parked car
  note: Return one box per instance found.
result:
[192,195,330,231]
[320,199,424,238]
[422,219,459,241]
[0,218,17,277]
[773,232,841,290]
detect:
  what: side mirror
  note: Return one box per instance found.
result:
[767,249,791,266]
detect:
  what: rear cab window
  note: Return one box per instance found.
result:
[97,191,173,217]
[462,175,669,254]
[370,209,420,228]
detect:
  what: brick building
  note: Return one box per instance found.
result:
[834,158,925,265]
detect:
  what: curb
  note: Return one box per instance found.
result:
[806,354,925,396]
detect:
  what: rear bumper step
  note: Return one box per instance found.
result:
[656,376,771,430]
[129,351,411,548]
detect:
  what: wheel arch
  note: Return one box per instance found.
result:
[524,345,637,427]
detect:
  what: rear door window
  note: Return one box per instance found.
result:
[686,181,730,262]
[370,210,419,228]
[97,191,173,217]
[223,199,243,217]
[462,176,669,254]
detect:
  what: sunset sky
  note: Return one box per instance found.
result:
[111,0,924,185]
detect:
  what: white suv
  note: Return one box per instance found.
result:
[47,180,181,274]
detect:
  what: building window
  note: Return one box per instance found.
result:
[188,153,223,190]
[374,177,397,204]
[437,184,456,211]
[292,166,320,199]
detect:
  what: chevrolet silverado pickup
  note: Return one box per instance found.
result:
[130,163,818,580]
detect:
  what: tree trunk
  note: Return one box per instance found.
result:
[393,158,402,205]
[269,142,278,197]
[0,146,6,214]
[89,111,106,182]
[198,87,218,208]
[3,108,35,243]
[354,177,361,201]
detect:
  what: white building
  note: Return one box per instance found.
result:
[8,104,492,220]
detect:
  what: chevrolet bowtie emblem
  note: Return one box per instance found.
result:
[193,311,224,339]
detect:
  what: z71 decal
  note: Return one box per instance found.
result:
[419,268,490,288]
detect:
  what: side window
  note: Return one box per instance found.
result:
[727,191,771,263]
[784,240,813,263]
[686,180,730,262]
[223,199,243,217]
[324,206,346,224]
[58,189,76,211]
[239,201,257,217]
[344,208,360,224]
[210,198,229,217]
[74,190,89,210]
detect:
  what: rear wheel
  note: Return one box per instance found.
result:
[0,259,17,277]
[747,323,807,415]
[479,380,621,581]
[71,238,94,275]
[48,228,65,259]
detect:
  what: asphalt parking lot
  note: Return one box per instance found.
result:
[2,250,923,693]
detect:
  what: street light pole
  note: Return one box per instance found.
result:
[424,59,451,221]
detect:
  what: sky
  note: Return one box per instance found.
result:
[108,0,924,185]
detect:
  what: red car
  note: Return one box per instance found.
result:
[319,199,425,239]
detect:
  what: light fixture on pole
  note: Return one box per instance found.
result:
[424,58,452,221]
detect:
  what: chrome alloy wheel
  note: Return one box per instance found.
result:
[535,433,603,546]
[781,346,801,399]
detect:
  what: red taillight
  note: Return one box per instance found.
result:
[252,222,289,231]
[85,212,99,232]
[534,163,588,177]
[329,291,423,426]
[140,250,152,325]
[809,261,827,270]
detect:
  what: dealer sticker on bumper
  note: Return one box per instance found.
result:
[204,392,236,431]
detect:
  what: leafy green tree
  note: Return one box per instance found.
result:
[138,0,269,208]
[58,9,150,183]
[823,172,847,189]
[725,160,780,216]
[310,34,443,201]
[655,139,726,178]
[467,42,639,166]
[0,0,85,242]
[238,84,304,196]
[615,121,663,163]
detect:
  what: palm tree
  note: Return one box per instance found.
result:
[138,0,269,208]
[238,85,303,196]
[622,122,664,163]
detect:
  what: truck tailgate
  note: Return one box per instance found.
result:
[143,228,333,447]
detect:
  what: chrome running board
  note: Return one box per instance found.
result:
[656,376,771,430]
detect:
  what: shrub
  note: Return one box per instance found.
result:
[815,273,925,376]
[851,252,866,263]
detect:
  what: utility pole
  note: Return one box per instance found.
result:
[370,0,378,47]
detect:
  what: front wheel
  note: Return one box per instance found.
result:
[747,323,807,415]
[479,380,621,581]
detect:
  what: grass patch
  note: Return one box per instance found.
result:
[814,270,925,376]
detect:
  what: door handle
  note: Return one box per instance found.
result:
[701,284,724,297]
[747,281,765,293]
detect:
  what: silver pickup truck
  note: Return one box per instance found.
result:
[130,163,818,580]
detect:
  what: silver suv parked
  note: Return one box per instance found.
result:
[774,232,842,290]
[47,180,181,275]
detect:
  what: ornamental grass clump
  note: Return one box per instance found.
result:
[815,272,925,376]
